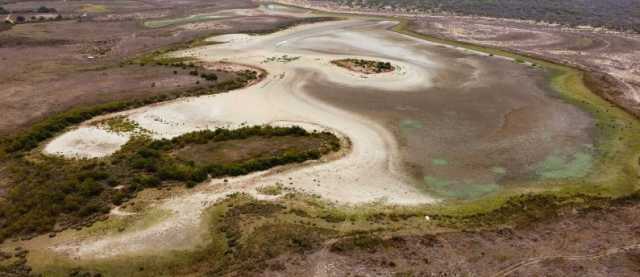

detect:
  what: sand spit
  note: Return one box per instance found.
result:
[43,126,130,159]
[49,20,439,259]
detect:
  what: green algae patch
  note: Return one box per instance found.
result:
[536,151,593,179]
[423,176,500,200]
[399,119,423,130]
[431,159,449,166]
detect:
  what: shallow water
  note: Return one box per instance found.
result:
[293,23,595,199]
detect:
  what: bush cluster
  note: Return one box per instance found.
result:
[0,66,267,242]
[0,126,339,242]
[124,126,336,184]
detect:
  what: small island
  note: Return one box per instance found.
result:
[331,58,395,74]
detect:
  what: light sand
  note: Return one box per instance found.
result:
[43,126,130,159]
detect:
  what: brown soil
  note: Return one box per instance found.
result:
[174,135,329,165]
[0,0,328,135]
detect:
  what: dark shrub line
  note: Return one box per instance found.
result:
[126,126,339,185]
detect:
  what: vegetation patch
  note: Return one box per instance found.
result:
[262,55,300,64]
[256,183,286,196]
[79,4,109,13]
[330,233,385,253]
[95,116,147,135]
[0,124,339,243]
[29,190,640,276]
[332,58,394,74]
[174,134,336,165]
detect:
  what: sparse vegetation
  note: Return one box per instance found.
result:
[263,55,301,64]
[326,0,640,32]
[256,183,285,195]
[96,116,144,134]
[332,58,394,74]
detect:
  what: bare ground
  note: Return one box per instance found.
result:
[0,0,328,134]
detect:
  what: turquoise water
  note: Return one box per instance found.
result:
[536,151,593,179]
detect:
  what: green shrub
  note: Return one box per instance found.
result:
[78,178,104,197]
[0,125,340,243]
